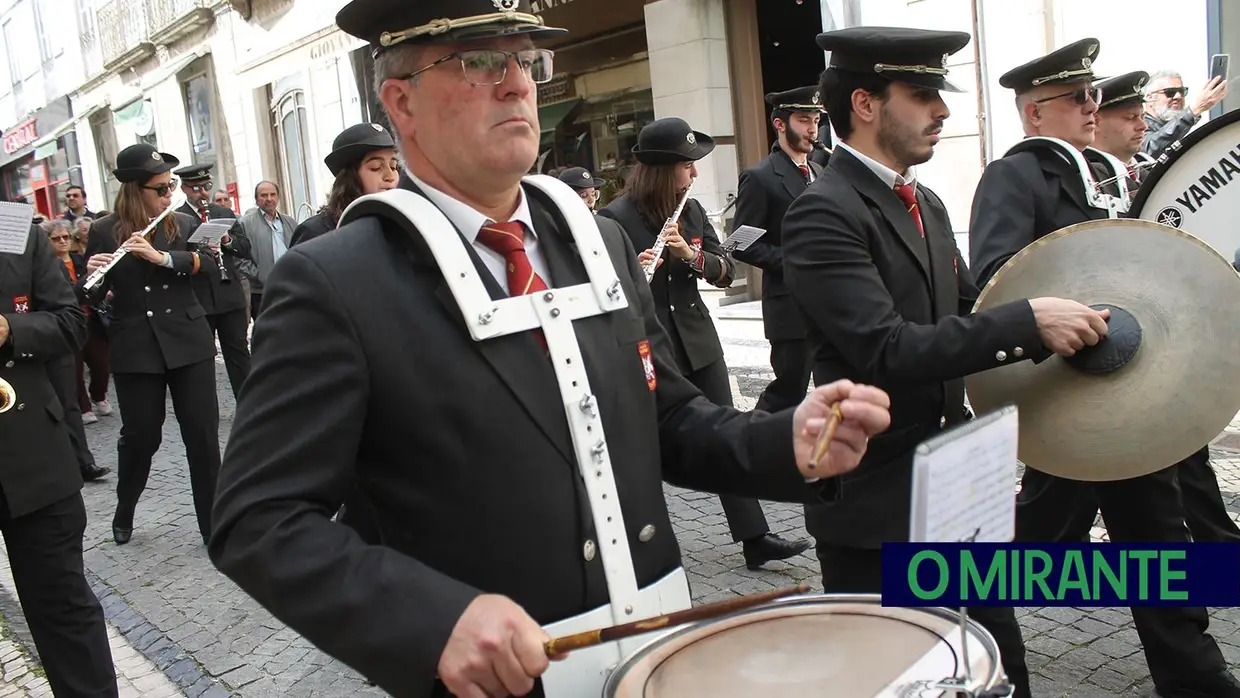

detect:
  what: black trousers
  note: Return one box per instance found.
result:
[250,293,264,320]
[1018,464,1230,692]
[48,353,96,472]
[754,338,814,414]
[815,545,1030,698]
[684,359,770,542]
[0,491,117,697]
[207,308,250,396]
[112,360,220,540]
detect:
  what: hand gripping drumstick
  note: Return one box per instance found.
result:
[543,583,809,656]
[808,403,844,471]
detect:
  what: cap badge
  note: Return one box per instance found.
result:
[151,152,162,161]
[812,91,820,104]
[941,53,949,69]
[582,172,590,180]
[1082,56,1092,70]
[493,0,519,11]
[371,123,383,131]
[686,132,696,145]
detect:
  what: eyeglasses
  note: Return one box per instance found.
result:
[1034,86,1102,106]
[401,48,555,87]
[1151,87,1188,100]
[49,235,69,242]
[187,181,212,192]
[142,178,179,197]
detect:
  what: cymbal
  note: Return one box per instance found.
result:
[965,218,1240,481]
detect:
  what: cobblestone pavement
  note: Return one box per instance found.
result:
[1,294,1238,696]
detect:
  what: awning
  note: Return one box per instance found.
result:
[539,99,582,134]
[140,47,210,91]
[27,103,108,152]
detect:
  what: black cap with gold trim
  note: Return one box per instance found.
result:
[999,38,1100,94]
[113,144,179,184]
[815,27,972,93]
[336,0,567,56]
[1095,71,1149,110]
[764,86,826,113]
[173,162,214,183]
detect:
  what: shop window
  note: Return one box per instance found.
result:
[272,89,314,220]
[183,72,216,160]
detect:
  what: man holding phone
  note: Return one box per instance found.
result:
[1141,62,1229,157]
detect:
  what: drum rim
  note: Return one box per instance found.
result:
[1128,107,1240,218]
[601,593,1006,694]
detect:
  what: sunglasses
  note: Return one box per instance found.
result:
[142,178,180,197]
[1152,87,1188,99]
[1034,86,1102,106]
[187,181,213,192]
[49,235,70,242]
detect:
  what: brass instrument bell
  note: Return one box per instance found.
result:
[0,377,15,414]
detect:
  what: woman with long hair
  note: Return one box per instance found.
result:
[598,117,811,568]
[83,144,221,546]
[290,123,399,246]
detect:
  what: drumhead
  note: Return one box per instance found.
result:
[1129,108,1240,261]
[603,594,1003,698]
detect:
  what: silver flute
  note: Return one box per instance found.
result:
[643,181,695,283]
[82,192,186,291]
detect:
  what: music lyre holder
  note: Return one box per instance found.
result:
[720,225,766,254]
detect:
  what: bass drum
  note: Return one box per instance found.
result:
[1129,108,1240,263]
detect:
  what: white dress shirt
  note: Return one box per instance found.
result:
[835,140,918,190]
[408,173,552,289]
[267,213,288,264]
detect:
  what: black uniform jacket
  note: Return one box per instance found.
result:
[84,213,218,374]
[178,202,250,315]
[0,227,86,518]
[731,143,825,341]
[208,176,839,697]
[969,144,1110,288]
[782,147,1045,548]
[597,195,733,372]
[289,211,335,247]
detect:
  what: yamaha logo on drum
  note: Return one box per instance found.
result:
[1156,206,1184,228]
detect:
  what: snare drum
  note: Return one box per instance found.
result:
[603,594,1006,698]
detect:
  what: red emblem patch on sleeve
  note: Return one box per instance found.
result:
[637,339,657,391]
[12,296,29,314]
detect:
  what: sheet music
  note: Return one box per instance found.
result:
[187,221,233,245]
[721,225,767,252]
[0,202,34,255]
[909,405,1019,543]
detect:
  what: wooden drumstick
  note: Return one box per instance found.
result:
[808,403,844,470]
[544,583,810,656]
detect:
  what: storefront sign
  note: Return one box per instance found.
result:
[310,34,348,62]
[2,120,37,155]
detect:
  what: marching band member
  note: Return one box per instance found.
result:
[731,86,826,415]
[84,144,222,547]
[206,2,892,696]
[174,163,252,397]
[289,123,400,247]
[599,117,811,570]
[2,223,118,697]
[970,40,1240,697]
[553,166,603,211]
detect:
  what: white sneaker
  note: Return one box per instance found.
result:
[93,400,113,416]
[82,411,98,424]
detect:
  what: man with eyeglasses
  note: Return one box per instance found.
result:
[174,163,252,397]
[970,40,1240,698]
[206,1,894,696]
[60,185,96,224]
[1142,69,1228,158]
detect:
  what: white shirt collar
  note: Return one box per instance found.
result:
[408,172,538,242]
[836,140,917,189]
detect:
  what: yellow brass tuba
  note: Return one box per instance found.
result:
[0,377,14,414]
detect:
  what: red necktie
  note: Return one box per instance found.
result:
[197,206,208,223]
[476,221,549,350]
[893,183,924,238]
[798,165,810,180]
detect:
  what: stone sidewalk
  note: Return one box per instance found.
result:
[0,301,1238,696]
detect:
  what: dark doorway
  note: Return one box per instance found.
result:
[755,0,827,147]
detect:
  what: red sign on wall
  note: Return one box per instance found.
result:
[2,119,37,155]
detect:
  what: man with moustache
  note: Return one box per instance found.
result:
[206,2,894,697]
[783,28,1116,698]
[732,86,826,415]
[970,41,1240,698]
[1141,69,1227,158]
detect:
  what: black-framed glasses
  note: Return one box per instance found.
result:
[187,181,212,192]
[49,234,70,242]
[401,48,555,87]
[1152,87,1188,99]
[1034,86,1102,106]
[143,178,179,197]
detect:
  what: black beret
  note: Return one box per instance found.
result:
[631,118,715,166]
[325,123,397,176]
[557,167,604,190]
[999,38,1100,93]
[1095,71,1149,110]
[113,144,180,184]
[816,27,972,93]
[336,0,567,55]
[173,162,214,182]
[764,85,826,113]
